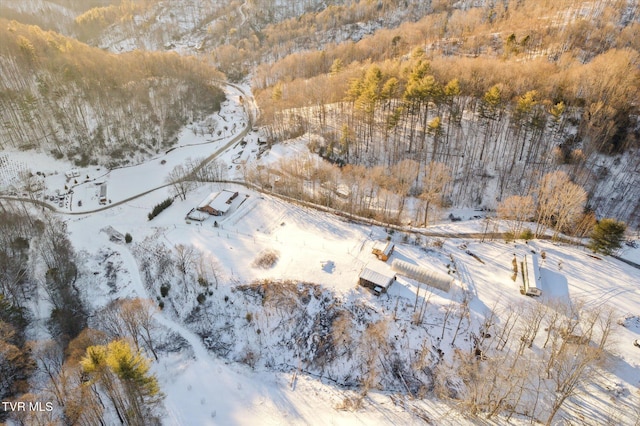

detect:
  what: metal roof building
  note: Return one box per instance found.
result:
[372,241,395,261]
[359,267,396,295]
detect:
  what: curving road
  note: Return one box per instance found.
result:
[3,176,639,270]
[2,81,639,272]
[1,82,252,216]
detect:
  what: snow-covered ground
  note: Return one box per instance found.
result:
[2,2,638,423]
[2,74,639,424]
[0,83,262,213]
[59,175,640,425]
[619,241,640,265]
[63,182,458,424]
[2,80,639,424]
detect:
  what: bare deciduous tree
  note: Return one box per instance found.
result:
[166,164,194,201]
[446,299,617,422]
[497,195,535,235]
[535,171,587,239]
[419,162,451,227]
[95,298,160,360]
[174,244,196,278]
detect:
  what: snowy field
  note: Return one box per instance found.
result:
[64,183,464,425]
[59,178,640,425]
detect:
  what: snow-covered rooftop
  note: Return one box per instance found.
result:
[359,266,396,289]
[209,190,236,213]
[186,209,209,221]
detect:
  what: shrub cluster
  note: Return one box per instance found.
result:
[148,198,173,221]
[160,284,170,298]
[251,249,280,269]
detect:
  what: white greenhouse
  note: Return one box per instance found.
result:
[391,259,453,292]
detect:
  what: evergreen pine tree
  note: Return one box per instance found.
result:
[588,218,626,255]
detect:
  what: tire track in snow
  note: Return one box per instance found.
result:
[112,242,211,361]
[113,242,242,424]
[114,241,312,425]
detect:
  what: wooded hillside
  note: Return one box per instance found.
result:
[251,0,640,228]
[0,19,224,167]
[0,0,119,36]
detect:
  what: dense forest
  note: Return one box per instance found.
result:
[0,1,638,220]
[249,0,640,228]
[50,0,638,227]
[0,0,112,34]
[0,18,225,167]
[5,0,437,78]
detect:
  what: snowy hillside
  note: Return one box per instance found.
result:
[1,71,639,424]
[1,1,639,425]
[0,0,80,34]
[0,19,225,168]
[59,177,640,425]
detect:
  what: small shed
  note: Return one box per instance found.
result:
[359,267,396,295]
[186,208,208,222]
[372,241,395,261]
[99,184,107,205]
